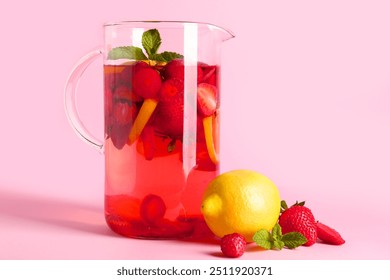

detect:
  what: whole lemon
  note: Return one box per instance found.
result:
[201,170,281,242]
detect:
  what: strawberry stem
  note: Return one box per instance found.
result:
[280,200,288,212]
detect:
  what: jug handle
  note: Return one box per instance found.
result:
[64,48,104,153]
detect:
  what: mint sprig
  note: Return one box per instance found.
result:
[253,224,307,250]
[107,29,183,63]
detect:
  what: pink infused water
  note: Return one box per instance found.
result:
[103,61,220,239]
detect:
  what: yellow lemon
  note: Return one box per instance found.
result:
[201,170,281,242]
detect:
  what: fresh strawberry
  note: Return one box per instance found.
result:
[163,59,204,83]
[197,83,218,117]
[132,67,162,99]
[163,59,184,79]
[158,78,184,101]
[154,79,184,139]
[111,62,149,91]
[140,125,156,160]
[279,201,317,246]
[155,95,184,138]
[316,222,345,245]
[133,61,150,72]
[112,101,138,126]
[140,194,166,225]
[220,233,246,258]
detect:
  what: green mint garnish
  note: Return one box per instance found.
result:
[142,29,162,57]
[107,29,183,63]
[150,51,184,62]
[281,232,308,249]
[253,224,307,250]
[107,46,148,61]
[272,222,283,240]
[252,229,274,250]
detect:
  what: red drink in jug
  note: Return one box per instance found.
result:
[103,60,220,239]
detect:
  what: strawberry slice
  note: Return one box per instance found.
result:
[316,222,345,245]
[158,78,184,101]
[197,83,219,164]
[197,83,217,117]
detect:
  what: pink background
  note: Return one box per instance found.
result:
[0,0,389,259]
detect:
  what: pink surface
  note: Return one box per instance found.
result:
[1,0,390,259]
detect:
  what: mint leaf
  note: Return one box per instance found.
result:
[273,239,284,250]
[272,223,282,240]
[253,229,273,250]
[150,51,184,62]
[281,232,307,249]
[142,29,162,57]
[107,46,147,61]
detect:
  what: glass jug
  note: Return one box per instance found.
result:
[64,21,234,239]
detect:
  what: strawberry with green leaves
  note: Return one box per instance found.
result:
[278,201,317,246]
[252,200,345,253]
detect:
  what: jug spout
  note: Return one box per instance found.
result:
[208,23,235,42]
